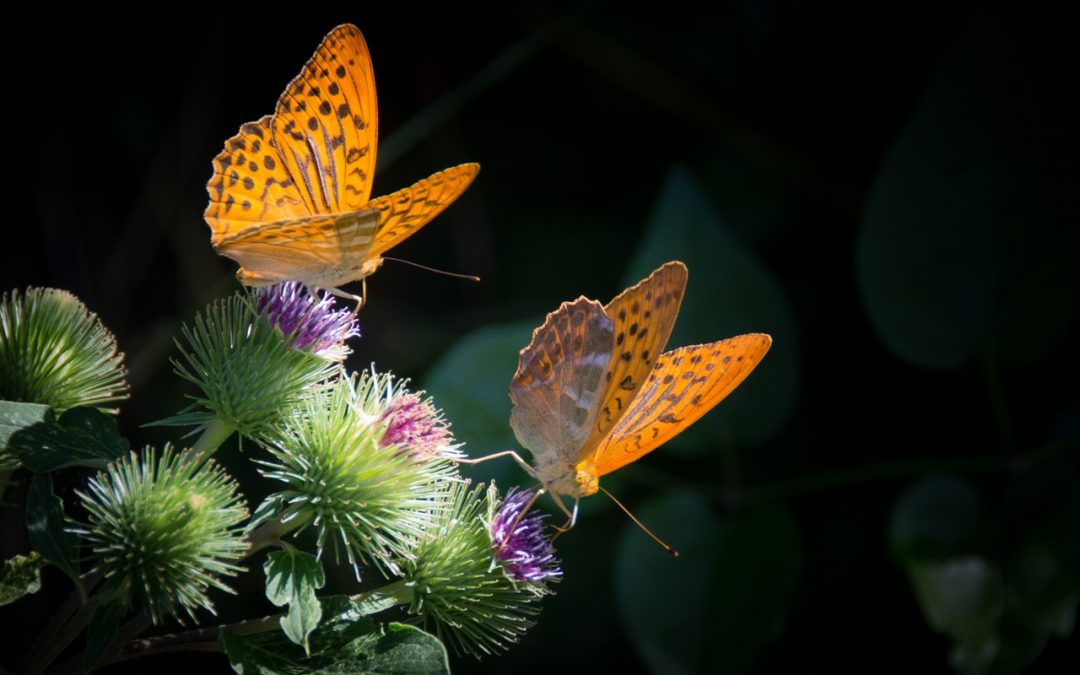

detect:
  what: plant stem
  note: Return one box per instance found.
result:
[184,417,236,467]
[99,582,415,667]
[352,579,413,615]
[25,589,109,674]
[20,570,102,674]
[246,509,313,554]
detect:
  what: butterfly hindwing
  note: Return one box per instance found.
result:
[213,211,379,283]
[510,298,614,470]
[593,333,772,477]
[367,164,481,259]
[589,261,688,445]
[272,24,378,215]
[205,116,309,243]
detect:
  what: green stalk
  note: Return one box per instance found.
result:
[183,417,236,468]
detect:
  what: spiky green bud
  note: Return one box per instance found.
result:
[0,287,128,413]
[256,375,457,578]
[171,293,340,439]
[73,446,249,623]
[401,481,555,658]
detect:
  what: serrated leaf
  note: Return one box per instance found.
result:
[265,550,325,653]
[84,601,124,671]
[26,473,82,593]
[624,167,797,447]
[857,13,1080,370]
[0,400,128,471]
[222,597,449,674]
[615,492,801,674]
[0,552,43,606]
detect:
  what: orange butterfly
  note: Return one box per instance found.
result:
[465,262,770,533]
[204,24,479,306]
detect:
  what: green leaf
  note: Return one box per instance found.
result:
[84,601,124,671]
[624,167,797,447]
[343,623,450,675]
[0,552,43,606]
[26,472,82,593]
[423,321,536,487]
[857,13,1080,370]
[615,492,801,674]
[265,550,326,653]
[222,597,449,674]
[0,400,128,471]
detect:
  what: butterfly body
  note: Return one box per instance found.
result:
[507,261,772,518]
[205,25,478,303]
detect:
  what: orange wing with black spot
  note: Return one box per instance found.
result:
[586,261,687,448]
[593,333,772,477]
[205,116,309,243]
[271,24,378,214]
[367,163,480,259]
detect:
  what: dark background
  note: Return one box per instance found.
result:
[3,2,1077,673]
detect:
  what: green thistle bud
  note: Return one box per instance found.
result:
[73,446,249,623]
[0,287,128,413]
[401,481,555,658]
[171,293,340,439]
[256,375,457,577]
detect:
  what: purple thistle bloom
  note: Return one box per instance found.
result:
[377,391,462,461]
[491,488,561,583]
[256,283,359,361]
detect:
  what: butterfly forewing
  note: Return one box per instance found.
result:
[588,261,687,446]
[368,164,480,259]
[205,116,309,243]
[272,24,378,215]
[593,333,772,477]
[509,298,614,469]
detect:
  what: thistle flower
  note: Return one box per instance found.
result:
[0,287,128,413]
[256,375,457,577]
[490,488,561,583]
[352,368,463,461]
[402,482,557,658]
[73,446,248,623]
[256,282,359,362]
[171,293,340,438]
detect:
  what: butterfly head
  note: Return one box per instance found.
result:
[358,256,384,278]
[537,460,599,499]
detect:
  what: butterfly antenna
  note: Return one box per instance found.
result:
[381,256,481,282]
[598,486,679,558]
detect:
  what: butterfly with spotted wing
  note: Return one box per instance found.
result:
[462,261,771,542]
[204,24,478,307]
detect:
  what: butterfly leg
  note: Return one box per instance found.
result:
[456,450,539,480]
[324,285,365,313]
[550,497,579,541]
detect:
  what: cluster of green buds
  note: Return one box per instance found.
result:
[1,281,562,672]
